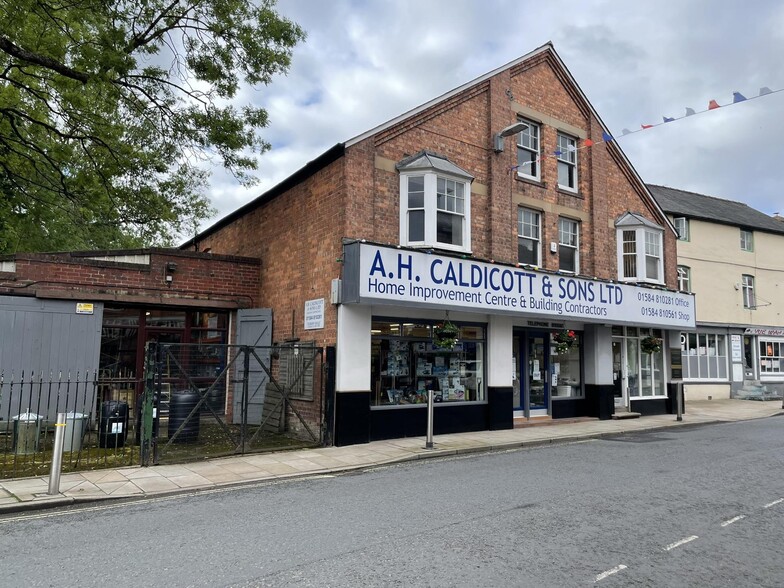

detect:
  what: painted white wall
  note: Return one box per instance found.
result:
[583,324,613,385]
[684,384,731,401]
[488,315,513,387]
[336,304,371,391]
[676,219,784,327]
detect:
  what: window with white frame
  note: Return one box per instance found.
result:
[677,265,691,292]
[742,274,755,309]
[621,230,637,279]
[645,231,662,281]
[740,229,754,252]
[518,207,541,266]
[558,217,579,273]
[615,214,665,284]
[673,217,689,241]
[760,339,784,375]
[681,332,728,380]
[516,120,540,180]
[556,133,577,191]
[398,152,473,253]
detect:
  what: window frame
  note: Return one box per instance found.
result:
[680,331,729,381]
[556,133,578,192]
[516,119,541,181]
[673,217,690,241]
[740,229,754,252]
[518,207,542,266]
[617,227,664,285]
[558,217,579,274]
[677,265,691,293]
[760,338,784,377]
[400,171,472,253]
[742,274,755,309]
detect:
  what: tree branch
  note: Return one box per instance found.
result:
[0,34,89,83]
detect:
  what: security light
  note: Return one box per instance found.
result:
[493,122,529,152]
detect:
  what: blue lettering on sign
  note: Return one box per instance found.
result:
[369,251,387,277]
[397,254,413,280]
[557,278,595,302]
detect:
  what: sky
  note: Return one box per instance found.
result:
[200,0,784,231]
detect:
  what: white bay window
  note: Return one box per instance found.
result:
[398,151,473,253]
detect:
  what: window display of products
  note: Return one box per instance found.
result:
[371,319,485,406]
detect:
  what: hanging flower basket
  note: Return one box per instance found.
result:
[552,330,577,354]
[433,320,459,349]
[641,336,663,354]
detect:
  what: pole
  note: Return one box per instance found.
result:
[676,382,683,422]
[48,413,66,495]
[425,389,434,449]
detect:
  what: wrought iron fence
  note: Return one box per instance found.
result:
[0,372,138,479]
[0,342,327,478]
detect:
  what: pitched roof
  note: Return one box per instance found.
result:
[395,150,474,180]
[184,44,671,247]
[647,184,784,235]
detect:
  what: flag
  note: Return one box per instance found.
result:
[685,107,696,116]
[553,150,562,156]
[663,116,675,123]
[708,99,720,110]
[733,92,747,103]
[641,124,653,129]
[584,139,594,147]
[621,128,631,135]
[602,131,613,142]
[759,87,772,96]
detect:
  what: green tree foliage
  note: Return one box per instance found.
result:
[0,0,304,253]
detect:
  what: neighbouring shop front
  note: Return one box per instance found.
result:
[334,242,695,445]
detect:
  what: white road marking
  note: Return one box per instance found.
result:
[721,515,746,527]
[764,498,784,508]
[595,564,627,582]
[663,535,699,551]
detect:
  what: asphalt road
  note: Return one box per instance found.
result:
[2,417,784,587]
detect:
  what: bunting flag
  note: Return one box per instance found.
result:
[504,85,781,172]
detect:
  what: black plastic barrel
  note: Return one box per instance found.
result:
[99,400,129,448]
[168,391,200,443]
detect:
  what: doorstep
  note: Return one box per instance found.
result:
[514,416,599,428]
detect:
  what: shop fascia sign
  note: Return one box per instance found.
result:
[342,242,696,328]
[744,327,784,337]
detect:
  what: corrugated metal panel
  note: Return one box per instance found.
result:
[85,254,150,264]
[0,296,103,420]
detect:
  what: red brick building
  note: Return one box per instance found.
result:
[0,249,259,423]
[186,43,694,444]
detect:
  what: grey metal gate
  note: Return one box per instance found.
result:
[140,341,324,466]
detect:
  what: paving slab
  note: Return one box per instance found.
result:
[0,399,781,514]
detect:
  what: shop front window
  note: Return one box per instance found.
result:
[681,332,728,380]
[551,340,583,398]
[759,339,783,375]
[371,318,485,406]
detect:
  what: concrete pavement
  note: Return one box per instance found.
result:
[1,399,782,514]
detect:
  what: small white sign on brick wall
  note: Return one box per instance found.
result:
[304,298,325,330]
